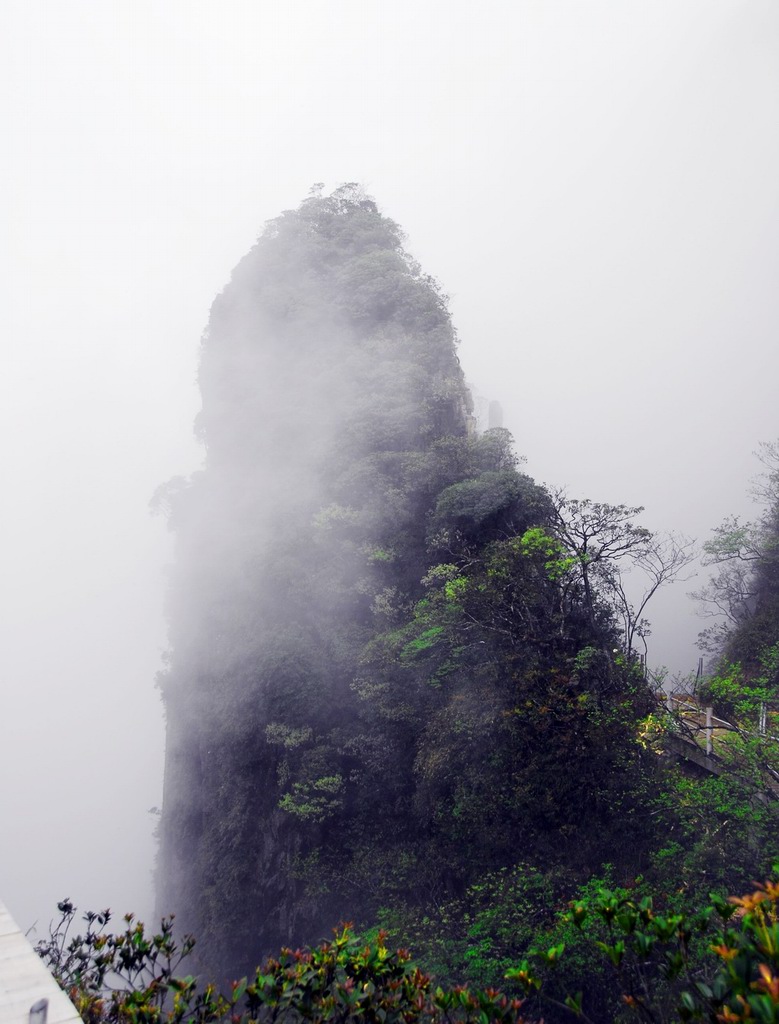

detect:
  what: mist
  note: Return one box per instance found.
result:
[1,0,777,955]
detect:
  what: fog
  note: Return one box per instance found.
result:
[1,0,777,939]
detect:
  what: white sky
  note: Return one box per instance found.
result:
[1,0,777,934]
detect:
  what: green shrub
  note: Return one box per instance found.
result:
[37,901,530,1023]
[511,872,779,1023]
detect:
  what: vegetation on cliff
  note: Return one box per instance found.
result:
[154,186,778,1004]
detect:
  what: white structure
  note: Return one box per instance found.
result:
[0,901,81,1024]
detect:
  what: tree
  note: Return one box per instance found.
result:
[550,493,695,661]
[694,439,779,663]
[691,516,764,653]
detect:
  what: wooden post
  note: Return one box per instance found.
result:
[706,706,713,756]
[30,998,48,1024]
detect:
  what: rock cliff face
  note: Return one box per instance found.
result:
[157,187,656,983]
[156,185,474,977]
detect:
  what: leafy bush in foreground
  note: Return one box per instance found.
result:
[37,873,779,1024]
[36,901,528,1024]
[515,873,779,1022]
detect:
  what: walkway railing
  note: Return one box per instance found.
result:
[657,690,779,796]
